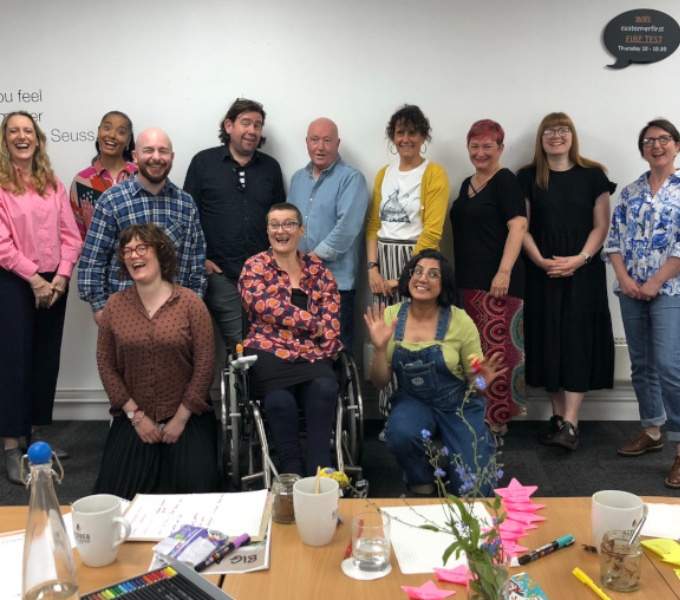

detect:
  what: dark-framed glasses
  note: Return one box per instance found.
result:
[235,169,246,192]
[410,266,441,280]
[267,221,301,232]
[542,127,571,138]
[121,244,151,259]
[643,135,674,147]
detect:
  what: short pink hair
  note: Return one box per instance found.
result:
[466,119,505,145]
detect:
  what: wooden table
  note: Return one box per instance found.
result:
[2,497,678,599]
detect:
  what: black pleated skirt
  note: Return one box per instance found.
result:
[93,411,221,500]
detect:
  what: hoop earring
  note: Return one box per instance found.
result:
[389,144,398,155]
[420,143,428,155]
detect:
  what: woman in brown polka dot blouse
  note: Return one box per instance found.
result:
[93,223,220,499]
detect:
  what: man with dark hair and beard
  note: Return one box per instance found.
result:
[79,128,206,324]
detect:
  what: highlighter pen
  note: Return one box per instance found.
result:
[517,534,574,565]
[195,533,251,572]
[572,567,614,600]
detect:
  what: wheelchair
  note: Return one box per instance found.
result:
[219,347,364,491]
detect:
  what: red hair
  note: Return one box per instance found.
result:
[467,119,505,145]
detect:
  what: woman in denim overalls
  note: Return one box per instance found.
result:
[365,250,502,496]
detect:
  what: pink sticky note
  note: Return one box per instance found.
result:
[503,500,545,512]
[495,478,538,500]
[434,565,468,585]
[502,541,529,556]
[506,511,547,525]
[401,580,457,599]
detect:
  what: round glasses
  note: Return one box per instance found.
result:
[121,244,151,259]
[542,127,571,138]
[642,135,674,147]
[267,221,301,232]
[410,267,441,280]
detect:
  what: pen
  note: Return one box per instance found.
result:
[344,516,365,559]
[518,534,574,565]
[572,567,613,600]
[194,533,250,572]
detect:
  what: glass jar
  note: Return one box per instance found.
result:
[600,529,642,592]
[272,473,301,524]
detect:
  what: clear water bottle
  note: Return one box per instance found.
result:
[22,442,79,600]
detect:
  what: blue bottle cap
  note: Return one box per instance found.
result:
[27,442,53,464]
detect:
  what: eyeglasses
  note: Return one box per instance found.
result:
[121,244,151,259]
[642,135,674,147]
[267,221,301,232]
[409,266,442,280]
[235,169,246,192]
[542,127,571,138]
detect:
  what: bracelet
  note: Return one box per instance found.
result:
[131,416,144,427]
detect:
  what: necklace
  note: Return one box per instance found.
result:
[469,167,500,197]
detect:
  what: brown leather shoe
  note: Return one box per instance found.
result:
[617,430,664,456]
[665,456,680,489]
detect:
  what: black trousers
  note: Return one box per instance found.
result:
[0,269,67,439]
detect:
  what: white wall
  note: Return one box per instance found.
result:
[3,0,678,417]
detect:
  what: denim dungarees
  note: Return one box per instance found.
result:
[385,303,495,496]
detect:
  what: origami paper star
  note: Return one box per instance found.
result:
[401,580,457,599]
[502,500,546,512]
[434,565,467,584]
[495,478,538,500]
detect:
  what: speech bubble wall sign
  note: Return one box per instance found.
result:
[604,9,680,69]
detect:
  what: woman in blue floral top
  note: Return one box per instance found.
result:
[239,203,343,476]
[602,118,680,488]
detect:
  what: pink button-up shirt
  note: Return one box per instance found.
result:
[0,177,83,280]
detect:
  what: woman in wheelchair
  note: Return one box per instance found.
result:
[239,203,343,476]
[364,249,504,496]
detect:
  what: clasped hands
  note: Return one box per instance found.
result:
[134,413,189,445]
[30,274,68,309]
[542,255,584,278]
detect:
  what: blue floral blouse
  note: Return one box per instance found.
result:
[602,169,680,295]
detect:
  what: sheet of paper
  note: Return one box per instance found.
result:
[642,503,680,539]
[124,490,269,542]
[382,502,493,575]
[0,531,24,600]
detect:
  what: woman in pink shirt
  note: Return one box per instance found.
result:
[0,111,82,484]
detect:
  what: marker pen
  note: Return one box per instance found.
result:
[518,534,574,565]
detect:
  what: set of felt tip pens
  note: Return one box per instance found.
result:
[81,565,216,600]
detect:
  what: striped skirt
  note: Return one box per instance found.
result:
[93,410,222,500]
[376,240,415,416]
[462,289,526,424]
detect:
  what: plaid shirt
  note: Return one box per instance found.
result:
[78,174,206,312]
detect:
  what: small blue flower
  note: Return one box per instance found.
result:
[434,468,446,478]
[497,469,504,479]
[421,429,432,439]
[475,376,486,391]
[441,446,449,456]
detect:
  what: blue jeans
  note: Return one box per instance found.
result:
[385,388,494,496]
[619,293,680,441]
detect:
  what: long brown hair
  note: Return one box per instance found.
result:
[522,112,607,190]
[0,111,57,196]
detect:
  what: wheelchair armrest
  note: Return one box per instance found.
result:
[231,354,258,371]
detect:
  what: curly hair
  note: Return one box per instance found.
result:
[117,223,178,283]
[93,110,135,164]
[0,111,57,196]
[637,118,680,157]
[218,98,267,148]
[397,249,456,306]
[386,104,432,142]
[521,112,607,190]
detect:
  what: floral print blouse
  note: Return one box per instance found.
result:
[602,169,680,296]
[239,249,343,361]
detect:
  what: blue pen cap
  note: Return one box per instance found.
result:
[27,442,53,465]
[556,534,575,547]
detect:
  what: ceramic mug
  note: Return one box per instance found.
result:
[293,476,339,546]
[591,490,644,553]
[72,494,131,567]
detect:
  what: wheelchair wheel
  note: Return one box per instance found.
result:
[338,353,364,466]
[220,360,242,487]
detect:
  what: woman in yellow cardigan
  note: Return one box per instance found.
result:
[366,104,450,303]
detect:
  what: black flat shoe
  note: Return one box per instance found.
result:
[538,415,564,446]
[552,420,579,450]
[5,448,25,485]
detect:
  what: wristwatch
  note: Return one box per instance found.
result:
[580,251,591,264]
[126,408,144,421]
[367,262,379,270]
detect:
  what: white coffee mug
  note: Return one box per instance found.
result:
[72,494,131,567]
[293,476,339,546]
[591,490,644,553]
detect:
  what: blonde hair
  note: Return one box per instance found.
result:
[522,112,607,190]
[0,111,57,196]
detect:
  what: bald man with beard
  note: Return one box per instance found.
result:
[78,128,206,324]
